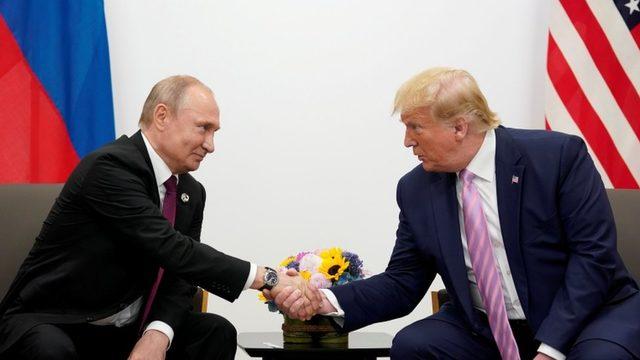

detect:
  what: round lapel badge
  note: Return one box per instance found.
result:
[181,193,189,203]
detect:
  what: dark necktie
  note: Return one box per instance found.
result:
[139,176,177,332]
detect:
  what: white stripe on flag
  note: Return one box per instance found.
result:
[545,75,614,188]
[585,0,640,94]
[549,0,640,183]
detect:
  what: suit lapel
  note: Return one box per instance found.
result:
[130,131,161,207]
[494,126,529,316]
[430,172,475,321]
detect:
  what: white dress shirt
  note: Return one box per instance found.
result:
[456,129,525,320]
[325,129,564,359]
[91,132,257,347]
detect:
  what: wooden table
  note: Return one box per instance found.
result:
[238,331,392,360]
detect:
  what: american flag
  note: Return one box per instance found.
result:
[545,0,640,189]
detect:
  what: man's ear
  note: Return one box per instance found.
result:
[453,116,469,141]
[153,103,169,130]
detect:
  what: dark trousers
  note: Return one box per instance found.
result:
[1,311,236,360]
[389,314,637,360]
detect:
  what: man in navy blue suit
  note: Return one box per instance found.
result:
[272,67,640,359]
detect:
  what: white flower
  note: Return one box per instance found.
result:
[299,254,323,273]
[310,273,332,289]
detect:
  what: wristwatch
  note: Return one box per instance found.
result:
[258,267,279,291]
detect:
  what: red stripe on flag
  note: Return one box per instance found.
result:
[631,25,640,49]
[560,0,640,142]
[0,15,79,183]
[544,117,551,130]
[547,34,638,188]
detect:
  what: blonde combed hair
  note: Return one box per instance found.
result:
[139,75,211,127]
[393,67,500,131]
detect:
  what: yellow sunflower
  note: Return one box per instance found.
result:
[318,256,350,281]
[279,256,295,268]
[319,247,343,260]
[300,270,312,281]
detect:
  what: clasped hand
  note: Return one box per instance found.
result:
[263,269,325,320]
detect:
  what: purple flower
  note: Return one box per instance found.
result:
[286,261,300,272]
[343,251,364,278]
[295,252,310,262]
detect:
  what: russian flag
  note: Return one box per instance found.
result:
[0,0,115,183]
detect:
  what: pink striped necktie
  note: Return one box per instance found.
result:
[139,175,177,332]
[460,169,520,360]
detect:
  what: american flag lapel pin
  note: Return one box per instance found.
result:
[511,175,519,184]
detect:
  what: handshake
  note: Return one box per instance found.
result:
[258,267,337,320]
[253,248,364,319]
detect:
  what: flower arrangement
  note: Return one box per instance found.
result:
[258,247,367,312]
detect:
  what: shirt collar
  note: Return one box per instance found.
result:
[141,132,178,188]
[464,128,496,182]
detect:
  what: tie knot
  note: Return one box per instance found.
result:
[164,176,177,193]
[459,169,475,184]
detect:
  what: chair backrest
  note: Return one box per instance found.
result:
[0,184,63,299]
[0,183,209,311]
[606,189,640,281]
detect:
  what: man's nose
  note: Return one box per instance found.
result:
[404,131,416,148]
[203,134,215,153]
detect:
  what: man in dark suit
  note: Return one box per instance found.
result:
[273,68,640,359]
[0,75,319,360]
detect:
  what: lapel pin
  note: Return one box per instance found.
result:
[511,175,519,184]
[181,193,189,203]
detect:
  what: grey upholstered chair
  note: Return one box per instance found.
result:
[0,184,63,299]
[0,184,208,311]
[606,189,640,281]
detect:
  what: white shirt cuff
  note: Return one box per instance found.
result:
[320,289,345,316]
[243,263,257,290]
[144,321,174,349]
[538,343,566,360]
[320,289,345,327]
